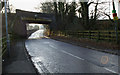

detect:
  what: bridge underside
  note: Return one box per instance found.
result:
[22,18,52,24]
[23,18,52,37]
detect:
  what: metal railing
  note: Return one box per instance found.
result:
[0,37,7,57]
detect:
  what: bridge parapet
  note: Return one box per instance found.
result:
[21,17,52,24]
[16,9,54,20]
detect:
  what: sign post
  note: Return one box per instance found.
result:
[4,0,10,56]
[112,0,118,44]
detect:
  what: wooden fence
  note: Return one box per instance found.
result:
[51,30,120,43]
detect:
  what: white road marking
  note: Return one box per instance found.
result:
[104,67,117,73]
[62,50,118,73]
[49,44,84,60]
[62,50,84,60]
[48,44,85,61]
[49,44,57,49]
[43,42,50,44]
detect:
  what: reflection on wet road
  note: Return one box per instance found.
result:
[25,39,119,73]
[28,30,44,39]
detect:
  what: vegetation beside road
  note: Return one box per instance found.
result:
[50,30,120,55]
[51,30,120,43]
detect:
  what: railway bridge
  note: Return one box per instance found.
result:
[10,9,55,38]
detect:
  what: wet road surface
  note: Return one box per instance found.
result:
[25,38,119,73]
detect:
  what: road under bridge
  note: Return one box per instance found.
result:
[8,9,55,38]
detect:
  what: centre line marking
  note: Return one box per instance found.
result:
[104,68,117,73]
[62,50,84,60]
[49,44,57,49]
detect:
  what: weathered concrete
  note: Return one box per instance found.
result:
[12,16,27,38]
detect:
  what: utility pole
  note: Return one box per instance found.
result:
[112,0,118,44]
[4,0,10,56]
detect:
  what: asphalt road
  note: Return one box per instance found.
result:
[25,38,119,73]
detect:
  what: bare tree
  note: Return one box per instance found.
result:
[78,0,111,29]
[9,4,16,13]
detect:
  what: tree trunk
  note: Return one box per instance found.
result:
[54,2,58,21]
[80,2,89,29]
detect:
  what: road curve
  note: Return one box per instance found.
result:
[25,38,119,73]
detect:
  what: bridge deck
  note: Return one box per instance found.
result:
[22,17,52,24]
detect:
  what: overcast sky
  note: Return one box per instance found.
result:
[9,0,120,19]
[9,0,40,12]
[9,0,88,12]
[9,0,118,11]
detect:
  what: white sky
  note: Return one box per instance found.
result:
[9,0,88,12]
[9,0,120,19]
[29,24,43,28]
[9,0,113,11]
[9,0,40,12]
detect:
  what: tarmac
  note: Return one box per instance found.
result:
[2,39,38,75]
